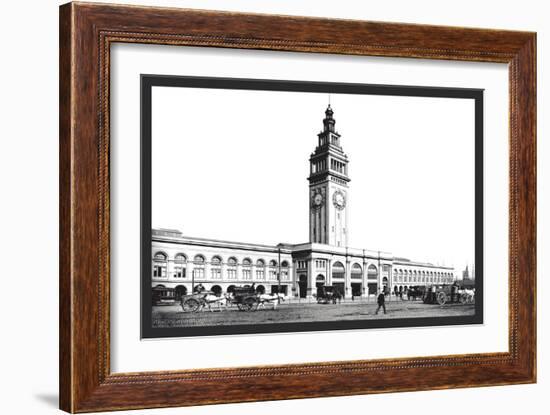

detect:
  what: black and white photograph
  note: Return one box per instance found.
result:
[141,75,483,338]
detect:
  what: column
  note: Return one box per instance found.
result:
[205,261,211,286]
[345,258,351,299]
[292,260,298,298]
[307,260,314,298]
[388,264,393,299]
[166,257,173,282]
[327,258,332,286]
[236,263,242,283]
[362,258,368,298]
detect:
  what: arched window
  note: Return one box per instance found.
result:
[269,260,278,280]
[367,264,378,280]
[192,254,205,280]
[210,256,222,279]
[332,261,345,279]
[152,251,167,278]
[351,263,362,279]
[242,258,252,280]
[174,253,187,279]
[280,260,289,280]
[227,257,237,280]
[256,259,265,280]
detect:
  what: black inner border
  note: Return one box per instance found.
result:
[140,75,484,339]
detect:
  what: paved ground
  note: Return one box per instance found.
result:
[152,299,475,328]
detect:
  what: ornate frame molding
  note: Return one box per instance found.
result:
[60,2,536,412]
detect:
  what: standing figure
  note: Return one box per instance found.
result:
[375,290,387,315]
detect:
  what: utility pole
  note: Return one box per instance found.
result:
[377,250,382,296]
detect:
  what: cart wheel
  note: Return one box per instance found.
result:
[182,298,200,312]
[242,297,257,311]
[460,294,468,304]
[244,297,257,311]
[436,292,447,305]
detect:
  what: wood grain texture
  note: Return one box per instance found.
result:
[59,2,537,412]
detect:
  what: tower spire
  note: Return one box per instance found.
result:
[308,102,350,247]
[323,103,336,134]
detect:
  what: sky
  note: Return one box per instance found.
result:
[151,85,476,271]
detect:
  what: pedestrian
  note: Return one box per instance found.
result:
[375,290,387,315]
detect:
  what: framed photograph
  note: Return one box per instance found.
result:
[59,2,536,412]
[141,75,483,339]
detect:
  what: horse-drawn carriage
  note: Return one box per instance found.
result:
[316,285,343,304]
[423,284,473,305]
[180,285,262,312]
[230,286,261,311]
[180,291,214,312]
[406,285,426,301]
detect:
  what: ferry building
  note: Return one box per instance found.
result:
[151,105,455,300]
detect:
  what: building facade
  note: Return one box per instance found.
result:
[152,105,455,299]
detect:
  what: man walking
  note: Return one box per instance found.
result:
[375,290,387,315]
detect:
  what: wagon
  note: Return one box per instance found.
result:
[406,285,426,301]
[423,284,467,305]
[180,291,213,312]
[316,285,342,304]
[229,286,260,311]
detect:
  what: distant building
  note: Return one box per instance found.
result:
[461,265,475,288]
[152,105,455,299]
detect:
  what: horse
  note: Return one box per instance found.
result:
[459,288,475,304]
[257,293,286,310]
[199,293,228,312]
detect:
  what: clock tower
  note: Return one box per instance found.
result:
[308,105,350,247]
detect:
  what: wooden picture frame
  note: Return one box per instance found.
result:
[59,2,536,412]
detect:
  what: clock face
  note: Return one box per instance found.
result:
[333,190,346,209]
[312,191,324,208]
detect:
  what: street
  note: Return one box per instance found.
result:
[152,299,475,328]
